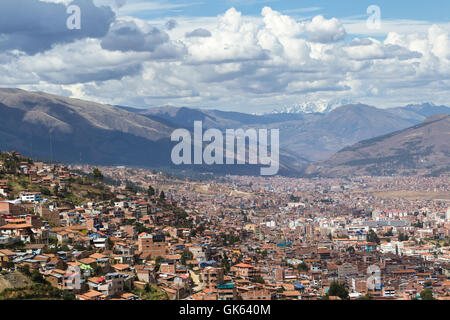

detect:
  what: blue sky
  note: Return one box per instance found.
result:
[0,0,449,113]
[127,0,450,22]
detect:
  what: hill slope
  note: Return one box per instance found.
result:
[132,103,443,161]
[305,114,450,177]
[0,89,304,175]
[0,88,177,167]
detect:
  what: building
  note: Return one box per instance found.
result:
[338,263,358,279]
[201,267,224,289]
[217,283,237,300]
[0,201,24,215]
[231,263,258,280]
[138,232,168,257]
[20,192,42,203]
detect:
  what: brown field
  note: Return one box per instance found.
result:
[371,191,450,201]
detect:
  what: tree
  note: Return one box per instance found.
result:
[398,233,409,241]
[222,252,231,274]
[367,229,380,245]
[92,168,103,180]
[125,183,137,194]
[383,228,393,237]
[253,275,265,284]
[181,249,193,266]
[39,186,52,196]
[346,246,355,254]
[147,185,155,197]
[155,256,164,271]
[53,183,60,195]
[297,262,309,272]
[326,281,349,300]
[159,191,165,201]
[31,270,48,284]
[420,289,434,300]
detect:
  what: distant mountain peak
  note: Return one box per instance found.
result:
[271,98,356,114]
[405,102,437,108]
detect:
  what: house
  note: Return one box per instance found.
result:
[138,232,168,257]
[383,286,396,297]
[338,263,358,279]
[217,283,238,300]
[97,273,126,297]
[136,267,156,283]
[56,231,70,244]
[0,249,16,268]
[0,201,25,215]
[0,223,33,242]
[121,292,139,300]
[231,263,258,280]
[201,267,224,289]
[241,288,273,300]
[76,289,104,300]
[20,192,42,203]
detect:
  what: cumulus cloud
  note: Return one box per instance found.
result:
[185,8,269,64]
[101,20,170,52]
[306,15,347,43]
[185,28,212,38]
[0,0,115,55]
[261,6,304,38]
[165,19,178,31]
[0,5,449,112]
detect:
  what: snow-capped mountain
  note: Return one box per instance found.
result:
[272,98,355,114]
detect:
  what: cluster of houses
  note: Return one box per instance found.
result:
[0,153,449,300]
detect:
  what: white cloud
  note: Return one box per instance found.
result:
[0,6,449,112]
[306,15,346,43]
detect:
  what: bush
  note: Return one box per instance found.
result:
[325,281,349,300]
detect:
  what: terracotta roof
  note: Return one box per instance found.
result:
[84,290,104,298]
[234,263,254,268]
[0,223,33,229]
[113,264,130,271]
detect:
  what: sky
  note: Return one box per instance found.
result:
[0,0,449,113]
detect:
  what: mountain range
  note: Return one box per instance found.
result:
[271,98,355,114]
[0,88,449,177]
[129,102,450,162]
[305,114,450,177]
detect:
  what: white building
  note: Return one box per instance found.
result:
[20,192,42,203]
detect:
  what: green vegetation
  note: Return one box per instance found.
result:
[324,281,349,300]
[181,249,194,266]
[221,252,231,275]
[147,185,155,197]
[133,284,168,300]
[297,262,309,272]
[357,293,373,300]
[0,283,75,300]
[92,168,103,180]
[253,275,265,284]
[420,289,434,300]
[0,265,75,300]
[367,229,381,245]
[398,233,409,241]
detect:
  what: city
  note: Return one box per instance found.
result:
[0,150,449,300]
